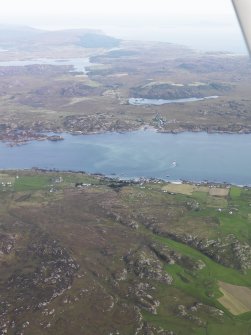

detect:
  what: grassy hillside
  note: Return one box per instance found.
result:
[0,170,250,334]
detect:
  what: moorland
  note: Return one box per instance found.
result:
[0,26,251,145]
[0,170,251,335]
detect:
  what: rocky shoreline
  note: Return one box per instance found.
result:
[0,122,251,146]
[0,128,64,146]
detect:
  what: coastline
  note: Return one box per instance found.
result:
[1,123,251,146]
[1,168,250,189]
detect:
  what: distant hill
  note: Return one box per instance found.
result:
[78,32,120,48]
[0,25,42,40]
[0,26,120,50]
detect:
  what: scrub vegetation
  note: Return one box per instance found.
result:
[0,170,250,334]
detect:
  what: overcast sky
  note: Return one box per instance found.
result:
[0,0,235,16]
[0,0,246,53]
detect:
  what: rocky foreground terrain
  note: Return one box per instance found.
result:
[0,170,250,334]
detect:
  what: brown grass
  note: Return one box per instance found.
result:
[209,187,229,197]
[162,184,200,195]
[218,281,251,315]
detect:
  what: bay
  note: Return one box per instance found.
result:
[0,57,93,73]
[0,131,250,185]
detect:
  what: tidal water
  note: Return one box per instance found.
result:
[0,131,250,185]
[0,58,92,73]
[129,96,219,106]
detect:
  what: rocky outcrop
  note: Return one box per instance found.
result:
[113,268,128,281]
[0,234,79,334]
[160,232,251,271]
[129,282,159,315]
[176,302,224,326]
[7,235,79,310]
[24,236,79,301]
[63,115,138,134]
[125,249,172,315]
[149,243,205,271]
[125,249,173,284]
[0,233,16,255]
[138,321,176,335]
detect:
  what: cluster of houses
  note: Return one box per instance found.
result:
[1,181,13,188]
[0,175,19,189]
[49,176,63,193]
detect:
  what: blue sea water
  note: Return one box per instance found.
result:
[0,131,250,185]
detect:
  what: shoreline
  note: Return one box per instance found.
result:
[1,168,250,189]
[1,124,251,146]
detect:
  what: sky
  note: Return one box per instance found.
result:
[0,0,235,17]
[0,0,247,53]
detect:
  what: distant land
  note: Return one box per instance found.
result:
[0,26,250,146]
